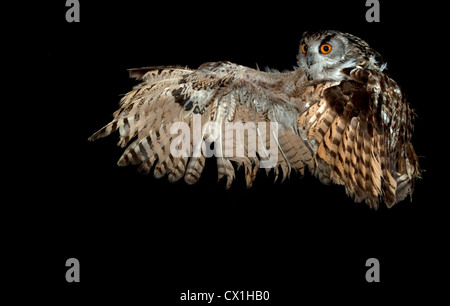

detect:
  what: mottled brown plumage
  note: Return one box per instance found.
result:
[89,30,420,209]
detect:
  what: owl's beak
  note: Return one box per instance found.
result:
[306,55,314,69]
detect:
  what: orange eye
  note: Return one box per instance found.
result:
[320,43,332,54]
[301,43,308,54]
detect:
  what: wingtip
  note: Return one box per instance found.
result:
[88,128,107,142]
[128,67,150,80]
[87,133,99,142]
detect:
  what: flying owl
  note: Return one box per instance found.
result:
[89,30,420,209]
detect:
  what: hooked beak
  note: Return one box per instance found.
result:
[306,55,314,69]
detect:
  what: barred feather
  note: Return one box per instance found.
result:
[297,67,420,209]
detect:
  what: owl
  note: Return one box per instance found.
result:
[297,30,385,80]
[89,30,420,209]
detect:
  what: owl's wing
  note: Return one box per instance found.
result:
[89,62,314,188]
[298,68,420,208]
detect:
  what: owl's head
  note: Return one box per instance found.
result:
[297,30,385,80]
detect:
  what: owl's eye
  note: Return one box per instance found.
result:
[319,43,332,54]
[301,43,308,54]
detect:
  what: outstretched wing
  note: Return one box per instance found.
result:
[298,67,420,208]
[89,62,314,188]
[89,61,420,208]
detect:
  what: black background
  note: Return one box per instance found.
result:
[39,1,446,303]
